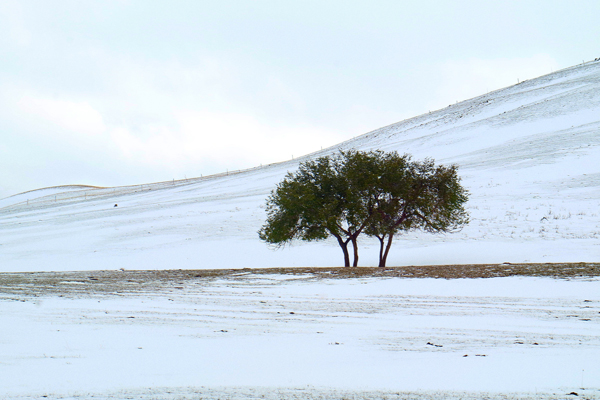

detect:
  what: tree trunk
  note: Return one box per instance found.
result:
[334,235,351,267]
[376,235,386,267]
[380,234,394,268]
[351,236,359,267]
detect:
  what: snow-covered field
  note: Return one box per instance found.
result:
[1,272,599,399]
[1,61,600,270]
[1,61,600,398]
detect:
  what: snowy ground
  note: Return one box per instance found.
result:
[1,61,600,271]
[1,271,599,399]
[1,62,600,399]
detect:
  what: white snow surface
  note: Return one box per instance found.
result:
[1,275,599,399]
[1,62,600,271]
[2,62,600,398]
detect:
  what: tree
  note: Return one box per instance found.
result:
[258,151,381,267]
[258,150,469,268]
[365,156,469,267]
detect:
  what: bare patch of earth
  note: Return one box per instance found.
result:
[1,263,598,298]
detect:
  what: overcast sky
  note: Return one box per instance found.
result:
[1,0,599,198]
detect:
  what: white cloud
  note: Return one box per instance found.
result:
[110,110,343,171]
[17,96,106,136]
[430,54,560,111]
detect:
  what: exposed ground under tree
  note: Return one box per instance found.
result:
[1,262,598,297]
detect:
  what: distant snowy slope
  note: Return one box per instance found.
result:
[1,61,599,271]
[0,185,100,209]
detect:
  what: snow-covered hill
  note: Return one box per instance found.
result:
[1,61,600,272]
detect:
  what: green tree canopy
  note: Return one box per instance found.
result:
[364,156,470,267]
[258,151,381,266]
[258,150,469,267]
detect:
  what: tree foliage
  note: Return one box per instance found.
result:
[258,150,469,267]
[258,151,380,266]
[364,156,469,267]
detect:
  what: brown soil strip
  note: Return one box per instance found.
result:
[0,262,598,298]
